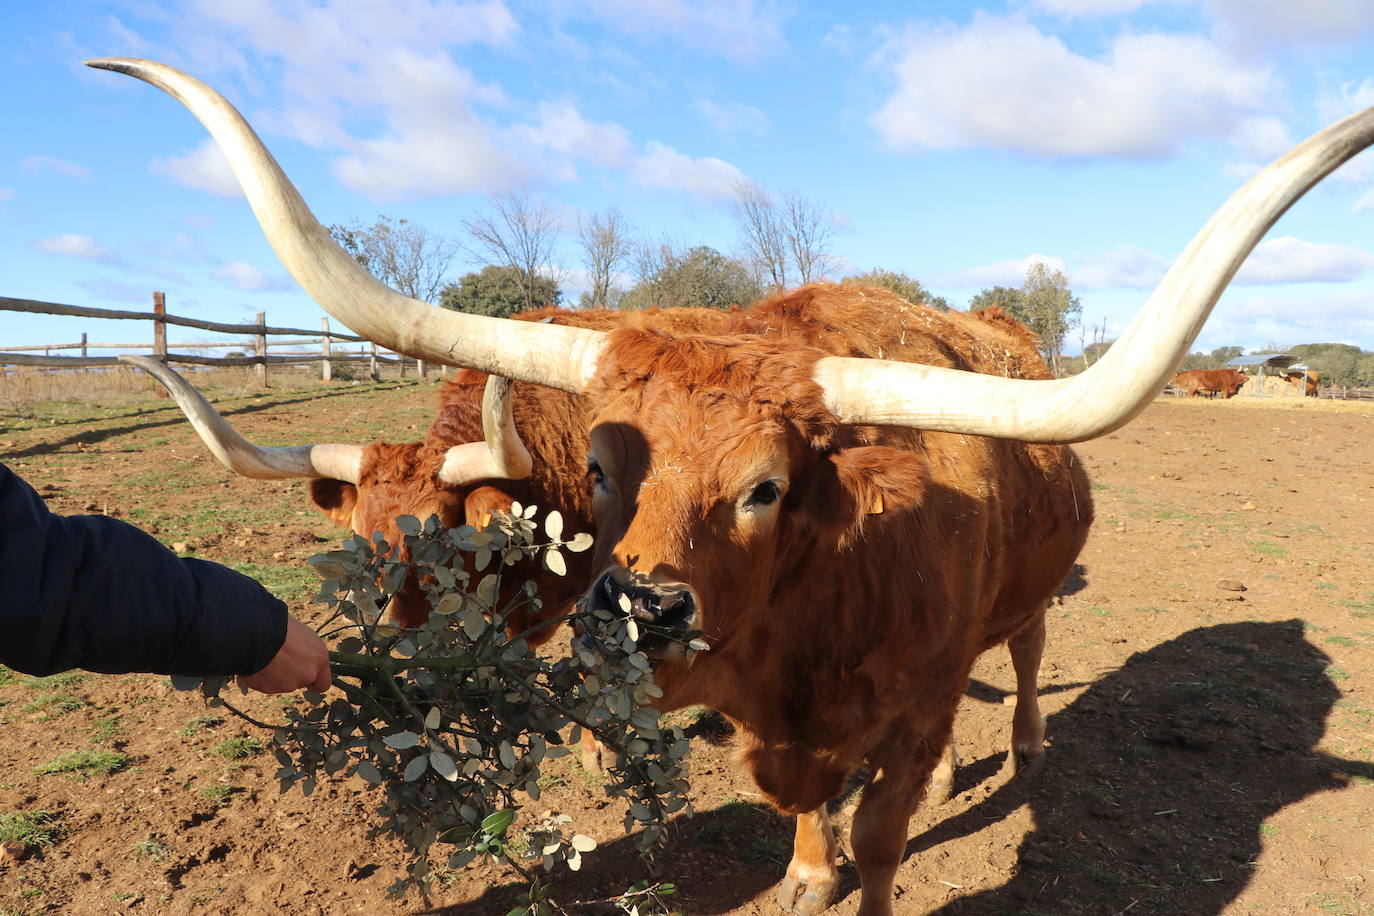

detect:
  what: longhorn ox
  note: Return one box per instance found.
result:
[90,57,1374,916]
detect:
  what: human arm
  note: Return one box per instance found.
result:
[0,461,325,691]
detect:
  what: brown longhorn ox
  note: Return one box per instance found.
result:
[1286,368,1321,396]
[94,57,1374,916]
[121,303,741,634]
[1170,367,1249,398]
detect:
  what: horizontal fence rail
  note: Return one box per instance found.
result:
[2,291,432,385]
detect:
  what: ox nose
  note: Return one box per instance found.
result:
[585,568,698,656]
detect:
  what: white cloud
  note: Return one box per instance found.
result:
[151,138,242,197]
[559,0,787,62]
[951,253,1066,288]
[628,141,747,200]
[1205,0,1374,50]
[872,15,1273,158]
[503,102,633,182]
[1229,117,1292,161]
[212,261,291,292]
[1233,236,1374,285]
[693,100,771,138]
[1199,289,1374,351]
[1071,244,1169,290]
[21,154,93,182]
[31,233,119,263]
[1028,0,1152,14]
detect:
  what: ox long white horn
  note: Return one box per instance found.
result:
[814,103,1374,442]
[437,375,533,486]
[120,355,364,482]
[88,58,606,393]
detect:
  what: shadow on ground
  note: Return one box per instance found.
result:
[922,620,1373,915]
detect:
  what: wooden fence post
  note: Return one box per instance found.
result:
[321,317,333,382]
[255,310,268,387]
[152,291,167,362]
[417,357,427,380]
[369,343,379,381]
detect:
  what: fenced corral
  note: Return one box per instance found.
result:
[1,292,437,389]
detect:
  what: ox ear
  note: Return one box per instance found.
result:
[309,478,358,528]
[464,485,515,530]
[827,445,931,521]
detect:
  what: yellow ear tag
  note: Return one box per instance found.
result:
[870,493,884,515]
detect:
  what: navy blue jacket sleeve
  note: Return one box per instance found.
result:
[0,462,287,678]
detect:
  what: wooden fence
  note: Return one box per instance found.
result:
[1,292,433,385]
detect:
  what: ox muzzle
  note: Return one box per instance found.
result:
[583,568,699,660]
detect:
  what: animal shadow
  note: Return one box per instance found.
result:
[917,619,1374,915]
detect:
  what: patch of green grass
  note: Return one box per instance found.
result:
[1246,539,1287,558]
[1328,665,1352,682]
[20,671,87,690]
[130,837,169,861]
[89,716,123,744]
[20,693,85,719]
[1326,636,1361,648]
[200,784,234,806]
[0,811,61,848]
[35,750,127,777]
[211,736,264,760]
[178,715,224,737]
[1153,509,1198,521]
[0,666,14,687]
[228,561,317,600]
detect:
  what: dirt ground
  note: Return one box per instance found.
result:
[1,378,1372,916]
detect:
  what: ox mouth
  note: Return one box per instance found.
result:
[580,568,700,662]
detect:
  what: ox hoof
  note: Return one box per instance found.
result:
[775,874,837,915]
[579,736,610,776]
[1002,746,1045,781]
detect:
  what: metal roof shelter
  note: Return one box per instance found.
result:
[1225,353,1303,397]
[1226,353,1297,369]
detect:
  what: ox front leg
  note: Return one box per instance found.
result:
[775,807,839,915]
[849,740,942,916]
[578,729,611,775]
[1005,613,1047,776]
[925,738,959,804]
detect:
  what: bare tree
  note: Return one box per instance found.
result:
[329,215,459,304]
[464,189,562,313]
[577,208,632,308]
[733,181,837,290]
[783,190,837,283]
[733,181,789,291]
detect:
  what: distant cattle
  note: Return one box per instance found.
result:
[101,57,1374,916]
[1285,369,1320,397]
[1171,368,1248,399]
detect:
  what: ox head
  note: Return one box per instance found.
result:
[576,332,930,674]
[121,356,531,627]
[95,56,1374,630]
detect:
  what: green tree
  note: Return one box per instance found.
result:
[1018,264,1081,376]
[968,285,1024,314]
[842,269,950,311]
[620,243,760,311]
[439,265,561,319]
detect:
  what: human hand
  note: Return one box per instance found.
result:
[238,617,332,694]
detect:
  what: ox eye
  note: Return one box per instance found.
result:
[587,458,607,489]
[746,480,781,508]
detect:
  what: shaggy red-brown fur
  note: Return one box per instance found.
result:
[309,305,744,632]
[581,283,1093,914]
[1171,367,1248,398]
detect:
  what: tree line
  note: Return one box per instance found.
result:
[329,187,1088,378]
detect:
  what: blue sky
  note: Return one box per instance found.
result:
[4,0,1374,355]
